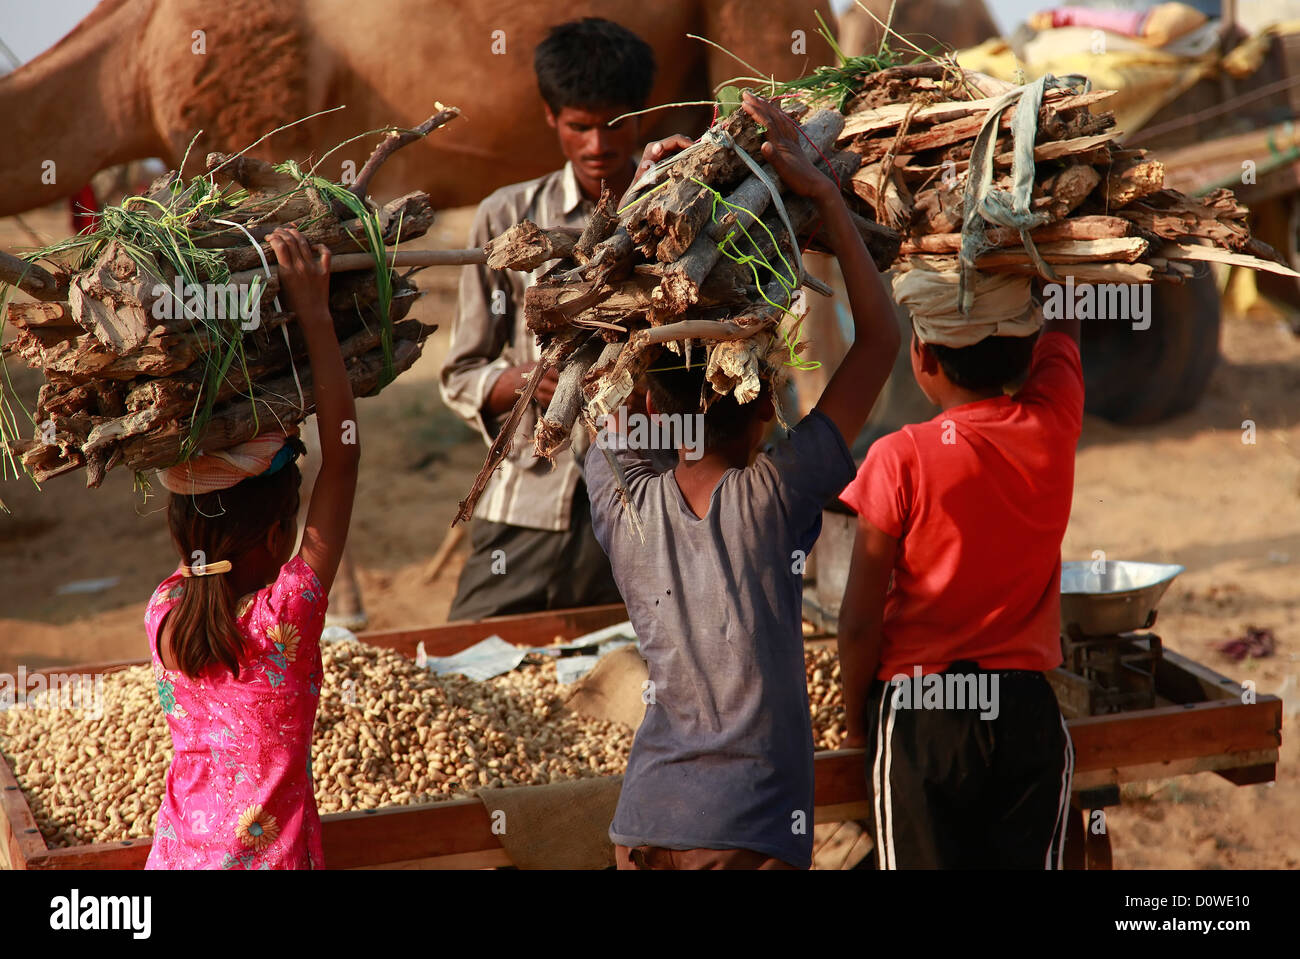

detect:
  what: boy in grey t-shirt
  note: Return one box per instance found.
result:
[586,93,901,869]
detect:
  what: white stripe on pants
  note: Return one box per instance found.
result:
[872,687,899,870]
[1047,712,1076,869]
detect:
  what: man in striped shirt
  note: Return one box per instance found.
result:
[439,18,659,619]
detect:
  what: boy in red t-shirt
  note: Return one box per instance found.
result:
[836,272,1083,869]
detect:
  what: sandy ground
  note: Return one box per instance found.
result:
[1,204,1296,869]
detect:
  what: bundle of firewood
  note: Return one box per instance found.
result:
[1,111,460,488]
[455,103,902,522]
[836,64,1292,286]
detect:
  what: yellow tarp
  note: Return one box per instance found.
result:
[956,35,1216,138]
[957,20,1300,140]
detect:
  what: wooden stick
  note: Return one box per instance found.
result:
[839,88,1117,140]
[485,223,582,272]
[226,248,488,287]
[1158,243,1300,277]
[420,525,466,584]
[533,335,605,458]
[642,319,764,344]
[0,251,65,302]
[965,237,1150,267]
[349,106,462,201]
[454,331,582,525]
[994,132,1123,166]
[900,216,1132,255]
[226,225,590,288]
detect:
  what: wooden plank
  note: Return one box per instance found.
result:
[9,748,874,869]
[351,849,513,870]
[321,798,502,869]
[25,799,505,871]
[812,747,868,807]
[1047,667,1093,720]
[1156,647,1253,704]
[1071,749,1279,790]
[356,603,628,658]
[971,260,1156,284]
[907,255,1154,284]
[26,605,633,680]
[29,838,152,870]
[840,89,1117,140]
[1158,242,1300,277]
[815,801,872,824]
[843,91,1118,150]
[1215,764,1277,786]
[1069,698,1281,776]
[899,216,1131,256]
[0,749,49,870]
[995,132,1122,166]
[965,237,1149,267]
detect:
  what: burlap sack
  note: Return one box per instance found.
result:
[562,644,649,729]
[476,776,624,869]
[470,648,647,869]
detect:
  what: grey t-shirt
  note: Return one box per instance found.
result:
[585,410,856,867]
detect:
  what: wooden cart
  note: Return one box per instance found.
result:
[1,603,1281,869]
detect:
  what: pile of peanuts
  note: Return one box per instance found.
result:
[1,665,170,849]
[310,641,630,814]
[1,640,850,849]
[805,646,848,750]
[0,640,632,849]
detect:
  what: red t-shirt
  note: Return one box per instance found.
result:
[839,331,1084,679]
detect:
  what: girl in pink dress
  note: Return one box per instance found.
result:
[145,228,359,870]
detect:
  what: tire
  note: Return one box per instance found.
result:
[1250,193,1300,326]
[1080,269,1221,426]
[857,268,1222,440]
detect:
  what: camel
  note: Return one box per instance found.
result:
[0,0,834,217]
[837,0,1000,58]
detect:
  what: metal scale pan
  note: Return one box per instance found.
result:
[1061,561,1186,638]
[1059,561,1185,714]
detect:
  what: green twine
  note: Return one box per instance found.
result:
[688,177,819,371]
[616,177,672,216]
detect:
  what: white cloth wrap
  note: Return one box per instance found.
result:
[892,263,1039,348]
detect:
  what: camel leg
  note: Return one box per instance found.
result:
[297,416,368,630]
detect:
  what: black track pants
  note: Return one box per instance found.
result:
[862,667,1075,869]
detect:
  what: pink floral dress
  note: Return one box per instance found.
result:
[143,556,327,870]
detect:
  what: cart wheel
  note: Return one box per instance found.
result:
[1064,807,1115,869]
[1084,813,1114,870]
[1080,268,1221,425]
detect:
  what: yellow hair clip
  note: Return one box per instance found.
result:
[180,560,233,578]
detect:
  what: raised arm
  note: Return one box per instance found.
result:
[740,92,900,446]
[1040,279,1079,345]
[836,513,898,748]
[268,228,359,595]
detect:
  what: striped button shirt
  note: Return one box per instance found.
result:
[439,162,598,531]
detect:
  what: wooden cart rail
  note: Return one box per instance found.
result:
[1,605,1281,870]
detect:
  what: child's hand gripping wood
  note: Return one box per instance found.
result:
[267,227,360,595]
